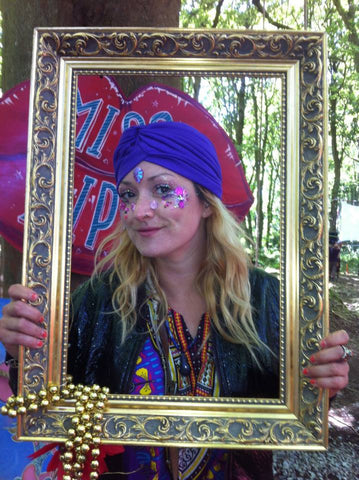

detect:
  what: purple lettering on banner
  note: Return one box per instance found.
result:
[87,105,120,158]
[73,175,98,228]
[76,89,102,151]
[85,181,119,250]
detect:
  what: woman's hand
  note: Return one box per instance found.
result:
[303,329,350,398]
[0,284,46,360]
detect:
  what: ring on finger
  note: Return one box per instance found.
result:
[340,345,352,361]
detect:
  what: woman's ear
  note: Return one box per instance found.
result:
[202,202,212,218]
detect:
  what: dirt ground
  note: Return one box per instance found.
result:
[273,274,359,479]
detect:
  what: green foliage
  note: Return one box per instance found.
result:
[180,0,359,270]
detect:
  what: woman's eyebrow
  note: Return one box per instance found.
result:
[147,173,176,181]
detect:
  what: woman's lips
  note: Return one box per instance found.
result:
[137,227,162,237]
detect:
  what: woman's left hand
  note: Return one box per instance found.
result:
[303,329,350,398]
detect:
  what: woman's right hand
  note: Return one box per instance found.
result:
[0,284,46,360]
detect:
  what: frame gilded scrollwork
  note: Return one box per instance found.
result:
[18,28,328,449]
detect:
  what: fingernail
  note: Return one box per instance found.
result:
[310,379,316,385]
[39,316,45,323]
[320,340,326,349]
[310,355,316,363]
[302,368,309,375]
[36,340,43,348]
[41,330,47,339]
[30,293,38,301]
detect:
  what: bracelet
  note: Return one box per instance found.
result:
[4,358,19,368]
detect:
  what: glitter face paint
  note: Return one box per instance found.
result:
[150,200,158,210]
[161,186,189,209]
[133,167,144,183]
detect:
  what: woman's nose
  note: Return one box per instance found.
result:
[133,194,155,220]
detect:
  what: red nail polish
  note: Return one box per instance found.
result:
[41,330,47,339]
[310,379,316,385]
[310,355,316,363]
[320,340,326,349]
[39,316,45,323]
[30,293,38,301]
[303,368,309,375]
[37,340,43,348]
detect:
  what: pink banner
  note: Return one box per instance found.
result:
[0,77,253,275]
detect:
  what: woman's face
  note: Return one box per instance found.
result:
[118,161,211,261]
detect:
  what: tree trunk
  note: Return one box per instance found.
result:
[0,0,181,294]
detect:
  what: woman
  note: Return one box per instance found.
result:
[0,122,350,479]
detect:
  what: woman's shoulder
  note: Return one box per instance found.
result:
[248,267,279,292]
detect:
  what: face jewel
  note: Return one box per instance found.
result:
[174,186,188,209]
[133,167,144,183]
[150,200,158,210]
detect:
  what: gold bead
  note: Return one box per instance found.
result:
[74,391,82,398]
[63,463,73,472]
[27,393,36,402]
[52,394,61,403]
[101,387,109,395]
[1,406,8,415]
[76,406,85,415]
[90,460,99,469]
[85,423,93,431]
[91,448,100,458]
[15,396,25,405]
[68,383,75,391]
[83,386,91,394]
[38,389,47,399]
[81,444,90,454]
[63,451,73,461]
[66,374,73,383]
[92,425,101,434]
[93,413,103,422]
[71,416,80,426]
[89,392,98,400]
[77,424,86,435]
[61,388,70,397]
[17,406,27,415]
[80,394,89,403]
[98,393,107,401]
[77,454,86,463]
[63,475,72,480]
[73,462,82,471]
[85,402,94,411]
[92,384,100,391]
[81,413,90,423]
[65,440,74,450]
[40,399,49,407]
[75,472,83,479]
[7,396,15,405]
[8,409,17,418]
[28,403,38,412]
[49,385,58,395]
[68,428,76,438]
[92,436,101,446]
[83,432,92,442]
[90,472,99,479]
[73,436,83,445]
[77,384,84,390]
[95,401,105,410]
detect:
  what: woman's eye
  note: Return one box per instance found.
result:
[155,184,173,197]
[118,190,136,202]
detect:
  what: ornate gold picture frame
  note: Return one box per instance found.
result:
[18,28,328,449]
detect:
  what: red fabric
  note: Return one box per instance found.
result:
[29,442,124,479]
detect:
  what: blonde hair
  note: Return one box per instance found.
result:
[93,185,265,360]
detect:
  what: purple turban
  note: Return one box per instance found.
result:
[113,121,222,198]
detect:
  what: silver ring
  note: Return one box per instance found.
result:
[340,345,352,361]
